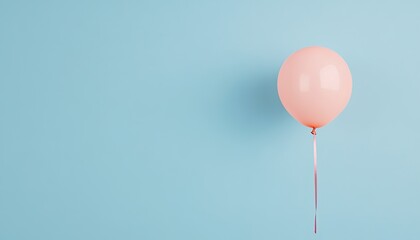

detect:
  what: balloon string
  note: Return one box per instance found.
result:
[311,128,317,234]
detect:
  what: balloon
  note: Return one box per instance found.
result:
[277,46,352,129]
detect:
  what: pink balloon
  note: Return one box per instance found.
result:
[277,46,352,129]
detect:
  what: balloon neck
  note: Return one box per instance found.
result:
[311,128,317,135]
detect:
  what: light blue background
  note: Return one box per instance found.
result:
[1,0,420,239]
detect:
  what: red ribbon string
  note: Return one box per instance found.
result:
[311,128,317,234]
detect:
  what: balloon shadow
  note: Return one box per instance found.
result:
[221,69,293,139]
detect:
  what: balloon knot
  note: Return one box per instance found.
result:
[311,128,317,135]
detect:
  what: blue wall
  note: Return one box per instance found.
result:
[1,0,419,239]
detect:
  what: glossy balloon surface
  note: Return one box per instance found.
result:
[278,46,352,128]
